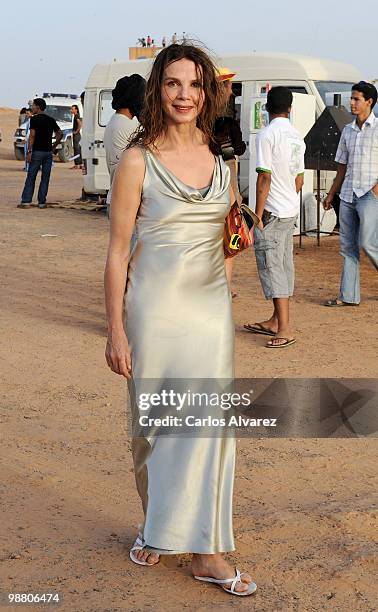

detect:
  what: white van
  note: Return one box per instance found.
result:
[81,52,361,198]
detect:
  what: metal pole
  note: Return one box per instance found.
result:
[299,188,303,248]
[316,169,321,247]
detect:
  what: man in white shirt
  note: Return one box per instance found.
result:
[244,87,305,348]
[323,81,378,306]
[104,74,146,218]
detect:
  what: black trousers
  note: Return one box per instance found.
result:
[73,133,82,165]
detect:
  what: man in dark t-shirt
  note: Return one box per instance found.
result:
[18,98,63,208]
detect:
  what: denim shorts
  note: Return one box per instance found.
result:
[253,214,297,299]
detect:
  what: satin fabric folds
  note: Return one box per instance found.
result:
[125,149,236,555]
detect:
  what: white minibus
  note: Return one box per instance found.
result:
[81,52,361,198]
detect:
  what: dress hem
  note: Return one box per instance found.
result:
[143,543,236,555]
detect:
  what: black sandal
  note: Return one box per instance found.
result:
[323,298,359,307]
[244,323,276,336]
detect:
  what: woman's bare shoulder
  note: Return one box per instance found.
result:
[118,146,146,172]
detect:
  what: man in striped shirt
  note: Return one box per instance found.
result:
[324,81,378,306]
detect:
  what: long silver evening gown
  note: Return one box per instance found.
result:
[125,148,235,555]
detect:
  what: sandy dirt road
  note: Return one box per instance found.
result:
[1,108,377,611]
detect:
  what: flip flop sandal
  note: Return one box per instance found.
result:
[129,534,160,566]
[266,337,296,348]
[323,299,359,307]
[244,323,276,337]
[194,568,257,596]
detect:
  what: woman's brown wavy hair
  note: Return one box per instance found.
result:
[127,43,223,153]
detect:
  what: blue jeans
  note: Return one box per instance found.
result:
[24,142,29,171]
[21,151,53,204]
[339,191,378,304]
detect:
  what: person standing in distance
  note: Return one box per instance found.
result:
[214,67,246,298]
[323,81,378,306]
[245,87,305,348]
[70,104,82,169]
[18,107,27,127]
[18,98,63,209]
[23,108,33,172]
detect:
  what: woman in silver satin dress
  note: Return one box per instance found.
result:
[104,43,256,597]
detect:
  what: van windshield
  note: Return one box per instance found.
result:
[45,105,73,123]
[315,81,355,109]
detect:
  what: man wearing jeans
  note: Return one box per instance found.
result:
[244,87,305,348]
[18,98,63,209]
[323,81,378,306]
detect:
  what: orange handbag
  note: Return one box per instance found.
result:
[223,202,260,259]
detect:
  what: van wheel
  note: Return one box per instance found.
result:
[58,140,73,163]
[14,146,25,161]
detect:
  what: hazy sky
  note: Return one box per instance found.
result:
[1,0,376,108]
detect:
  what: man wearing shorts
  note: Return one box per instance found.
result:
[245,87,305,348]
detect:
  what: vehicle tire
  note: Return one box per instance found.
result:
[58,139,73,163]
[14,146,25,161]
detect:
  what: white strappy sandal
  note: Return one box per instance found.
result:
[129,534,160,566]
[194,568,257,596]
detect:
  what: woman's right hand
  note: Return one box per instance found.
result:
[105,328,132,378]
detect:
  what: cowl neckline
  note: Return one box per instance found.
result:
[145,149,230,203]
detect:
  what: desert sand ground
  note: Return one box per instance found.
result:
[0,108,377,612]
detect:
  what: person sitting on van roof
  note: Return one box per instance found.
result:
[104,74,146,219]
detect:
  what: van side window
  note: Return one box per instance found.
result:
[231,82,242,124]
[98,90,113,127]
[260,85,308,95]
[232,82,242,97]
[287,86,308,95]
